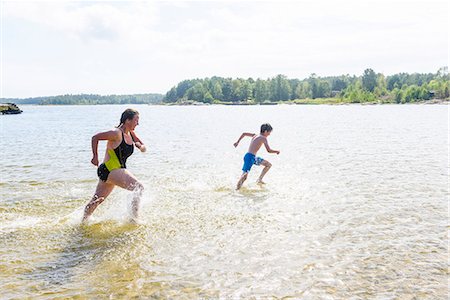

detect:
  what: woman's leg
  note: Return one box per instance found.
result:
[107,169,144,220]
[83,180,115,222]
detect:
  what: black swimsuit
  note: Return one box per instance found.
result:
[97,131,134,182]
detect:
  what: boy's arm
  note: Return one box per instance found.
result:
[263,138,280,154]
[234,132,255,147]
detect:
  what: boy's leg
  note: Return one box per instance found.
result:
[257,160,272,184]
[236,172,248,190]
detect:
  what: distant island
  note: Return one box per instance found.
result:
[1,68,448,105]
[1,93,164,105]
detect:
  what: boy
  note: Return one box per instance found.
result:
[234,123,280,190]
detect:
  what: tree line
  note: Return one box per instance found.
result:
[163,67,449,104]
[2,93,164,105]
[3,68,448,105]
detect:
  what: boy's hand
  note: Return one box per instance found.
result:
[233,142,239,147]
[276,150,280,155]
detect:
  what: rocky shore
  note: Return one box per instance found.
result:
[0,103,23,114]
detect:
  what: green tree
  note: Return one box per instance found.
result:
[331,77,348,91]
[391,88,403,103]
[308,74,319,99]
[211,82,223,101]
[254,79,270,102]
[270,75,291,101]
[186,83,206,102]
[241,80,253,101]
[221,80,233,102]
[317,81,331,98]
[231,79,243,102]
[375,74,388,97]
[165,87,178,102]
[295,81,311,99]
[362,69,377,92]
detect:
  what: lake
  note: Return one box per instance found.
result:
[0,104,448,299]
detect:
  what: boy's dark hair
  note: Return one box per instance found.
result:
[260,123,273,133]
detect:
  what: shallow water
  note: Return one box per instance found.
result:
[0,104,448,299]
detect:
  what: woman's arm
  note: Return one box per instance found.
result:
[130,131,146,152]
[91,130,120,166]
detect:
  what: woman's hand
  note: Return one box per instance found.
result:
[135,142,146,153]
[91,155,99,166]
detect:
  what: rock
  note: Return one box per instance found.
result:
[0,103,23,114]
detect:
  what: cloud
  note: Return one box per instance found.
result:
[2,1,448,97]
[4,2,160,42]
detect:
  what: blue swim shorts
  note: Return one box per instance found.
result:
[242,152,264,173]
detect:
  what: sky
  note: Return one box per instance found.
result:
[1,0,448,98]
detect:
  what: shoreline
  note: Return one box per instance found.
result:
[11,98,449,106]
[162,98,450,106]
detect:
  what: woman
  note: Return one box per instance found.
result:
[83,108,146,223]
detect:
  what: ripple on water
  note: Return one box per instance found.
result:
[1,105,448,298]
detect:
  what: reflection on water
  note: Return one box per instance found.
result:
[0,105,448,298]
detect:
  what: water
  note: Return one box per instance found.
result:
[0,104,448,299]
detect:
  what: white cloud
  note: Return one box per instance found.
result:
[4,2,160,42]
[1,0,448,97]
